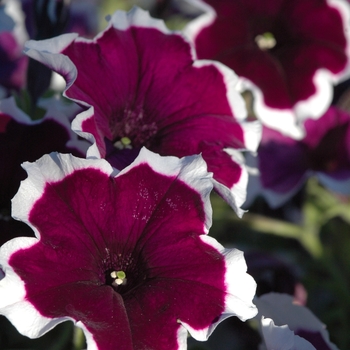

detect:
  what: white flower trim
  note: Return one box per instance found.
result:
[328,0,350,81]
[183,0,216,43]
[255,293,339,350]
[11,153,116,239]
[76,321,99,350]
[176,324,188,350]
[241,120,263,153]
[120,147,214,233]
[180,235,257,341]
[212,148,249,218]
[71,106,100,158]
[260,317,316,350]
[238,77,306,140]
[0,237,73,339]
[3,148,217,347]
[194,59,248,122]
[183,0,350,140]
[239,0,350,140]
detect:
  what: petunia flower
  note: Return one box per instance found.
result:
[184,0,350,139]
[256,293,339,350]
[246,106,350,208]
[24,6,261,216]
[0,95,88,246]
[0,148,257,350]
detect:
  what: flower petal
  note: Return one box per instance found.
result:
[255,293,339,350]
[0,96,88,245]
[24,6,261,215]
[2,148,257,349]
[185,0,350,138]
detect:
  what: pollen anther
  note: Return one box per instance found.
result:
[110,270,127,286]
[255,32,276,50]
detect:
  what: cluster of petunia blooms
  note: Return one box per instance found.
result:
[0,0,350,349]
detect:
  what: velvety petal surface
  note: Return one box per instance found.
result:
[0,149,257,350]
[24,7,262,215]
[185,0,350,138]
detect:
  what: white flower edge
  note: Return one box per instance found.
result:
[0,237,97,346]
[4,148,215,344]
[243,76,306,140]
[11,153,116,239]
[239,49,350,140]
[119,147,214,233]
[176,325,188,350]
[328,0,350,81]
[182,0,216,44]
[25,7,253,158]
[194,59,248,122]
[212,148,248,218]
[180,235,257,341]
[24,6,196,110]
[0,237,74,338]
[183,0,350,140]
[255,293,339,350]
[260,317,316,350]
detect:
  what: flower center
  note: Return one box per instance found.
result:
[114,137,132,150]
[102,251,148,294]
[255,32,276,50]
[111,108,158,149]
[110,270,127,286]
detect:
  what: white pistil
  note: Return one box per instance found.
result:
[255,32,276,50]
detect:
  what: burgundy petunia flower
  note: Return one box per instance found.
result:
[0,96,88,246]
[247,106,350,208]
[24,7,261,216]
[185,0,350,138]
[0,148,257,350]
